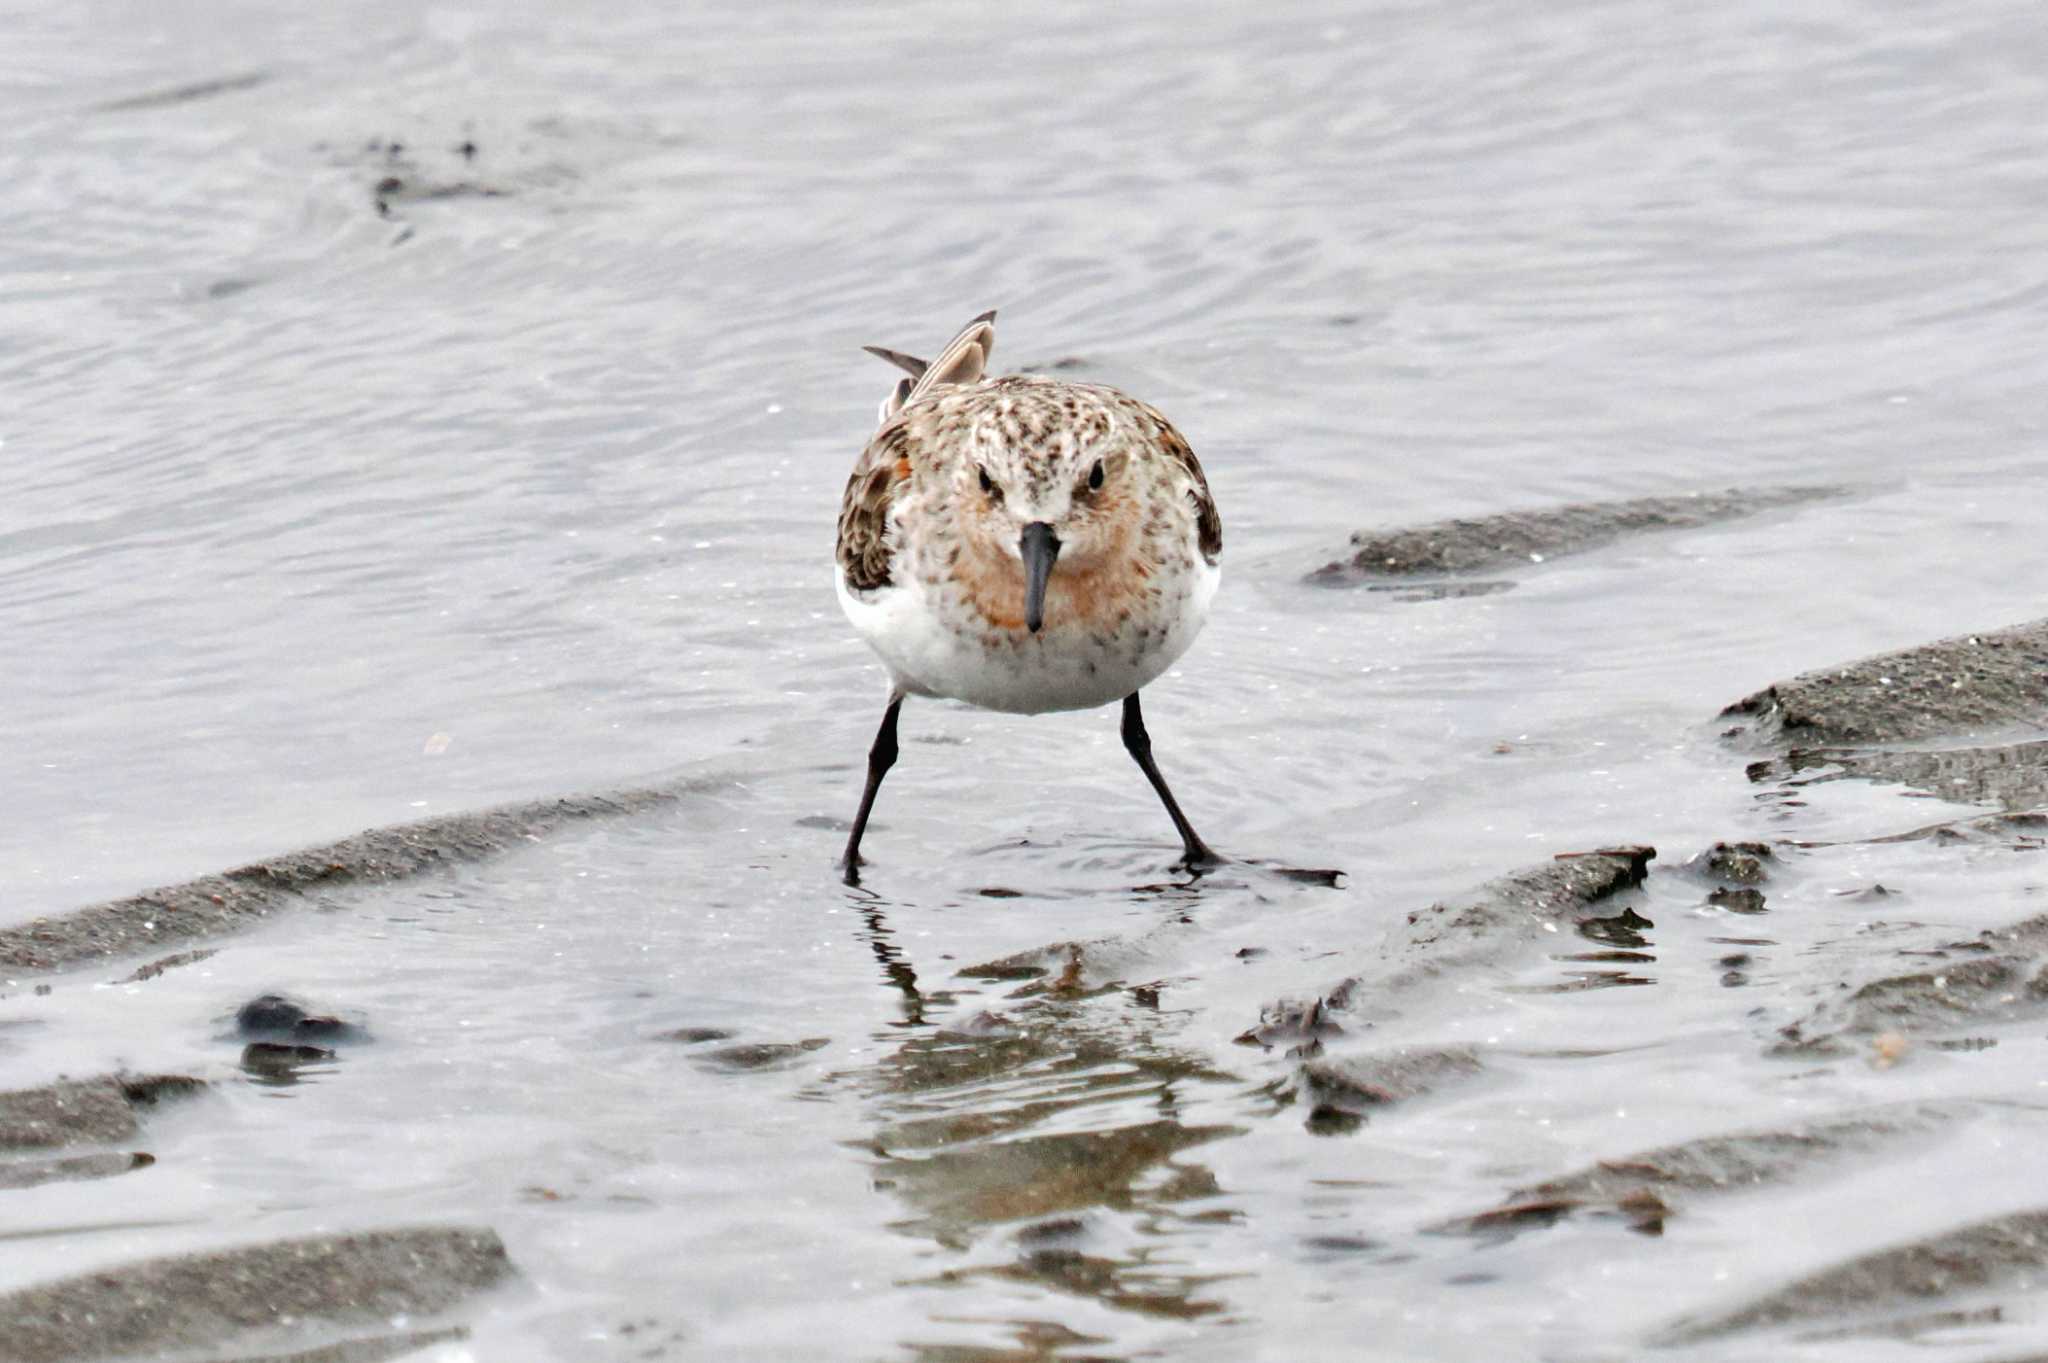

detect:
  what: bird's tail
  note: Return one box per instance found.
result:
[863,309,996,427]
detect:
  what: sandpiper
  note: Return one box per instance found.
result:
[833,310,1223,879]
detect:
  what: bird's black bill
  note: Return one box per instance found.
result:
[1020,521,1061,633]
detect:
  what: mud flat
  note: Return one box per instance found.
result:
[1748,739,2048,812]
[1653,1208,2048,1346]
[0,1071,202,1151]
[1200,848,1653,1147]
[0,786,693,972]
[1292,1045,1486,1134]
[1772,906,2048,1056]
[1436,1102,1966,1238]
[1307,485,1837,585]
[215,1328,470,1363]
[953,852,1660,1137]
[1,1071,199,1190]
[1720,621,2048,1058]
[1246,847,1655,1046]
[0,1226,511,1363]
[1720,617,2048,747]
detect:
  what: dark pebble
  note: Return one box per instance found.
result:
[1709,888,1768,914]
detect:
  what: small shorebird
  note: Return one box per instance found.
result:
[833,310,1222,880]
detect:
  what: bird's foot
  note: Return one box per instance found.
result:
[1177,847,1345,888]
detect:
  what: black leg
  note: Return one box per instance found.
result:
[841,692,904,881]
[1120,692,1220,868]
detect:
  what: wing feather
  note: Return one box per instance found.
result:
[843,311,1001,584]
[905,310,996,401]
[836,420,914,591]
[1140,407,1222,564]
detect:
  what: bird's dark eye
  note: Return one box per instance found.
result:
[978,467,1001,499]
[1087,460,1105,491]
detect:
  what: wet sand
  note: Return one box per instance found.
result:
[8,2,2048,1359]
[8,509,2048,1355]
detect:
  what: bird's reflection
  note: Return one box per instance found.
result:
[843,884,927,1027]
[836,884,1247,1338]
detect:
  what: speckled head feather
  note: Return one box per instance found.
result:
[839,319,1216,592]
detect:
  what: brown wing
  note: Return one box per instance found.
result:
[836,419,914,591]
[1149,412,1222,564]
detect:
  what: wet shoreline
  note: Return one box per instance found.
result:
[8,489,2047,1356]
[11,6,2048,1355]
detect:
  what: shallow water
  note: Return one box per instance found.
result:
[5,1,2048,1358]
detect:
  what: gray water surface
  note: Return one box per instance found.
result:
[6,2,2048,1359]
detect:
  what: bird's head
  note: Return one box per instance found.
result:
[956,398,1135,633]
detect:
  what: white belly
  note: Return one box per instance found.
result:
[836,561,1218,714]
